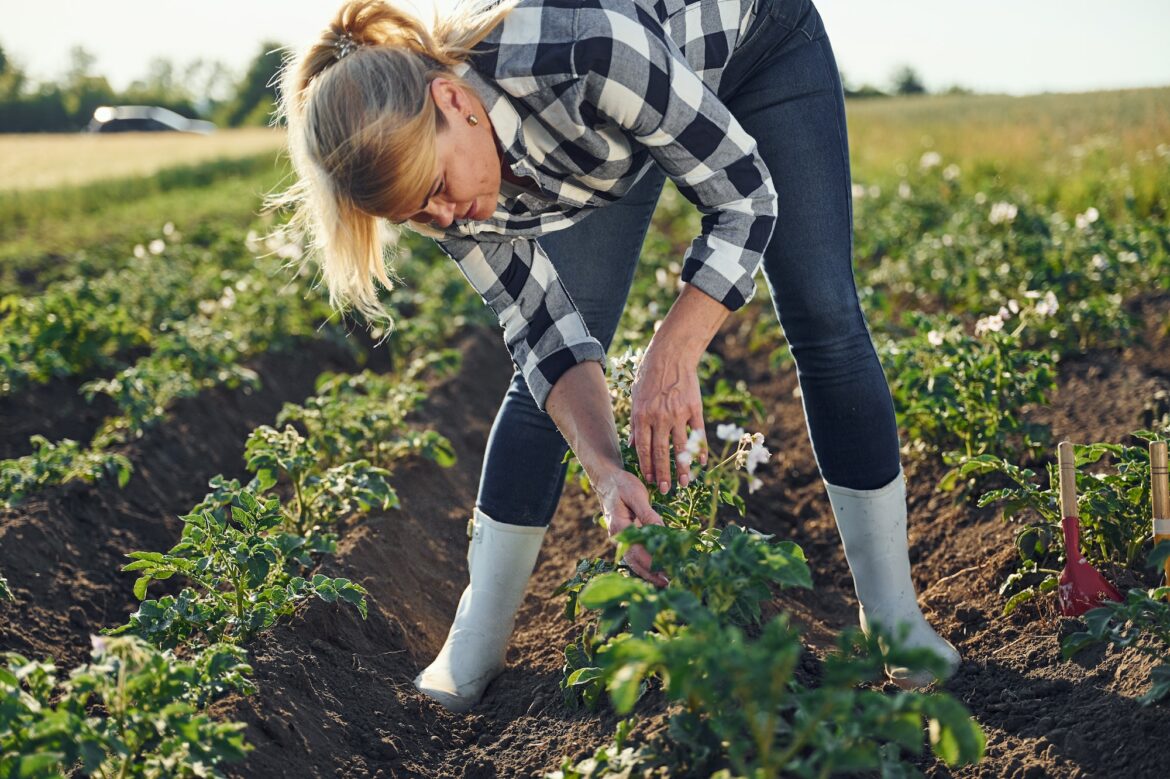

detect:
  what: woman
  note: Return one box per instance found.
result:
[273,0,960,712]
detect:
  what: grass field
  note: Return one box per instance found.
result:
[845,86,1170,217]
[0,127,286,192]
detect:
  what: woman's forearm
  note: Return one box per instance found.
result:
[545,360,624,480]
[654,281,732,364]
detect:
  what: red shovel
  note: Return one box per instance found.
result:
[1057,441,1122,616]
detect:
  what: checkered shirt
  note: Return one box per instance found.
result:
[434,0,777,411]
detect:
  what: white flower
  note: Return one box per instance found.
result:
[1119,251,1138,264]
[162,221,175,236]
[655,268,670,289]
[997,305,1013,321]
[851,183,866,199]
[684,429,705,458]
[148,239,166,255]
[941,233,954,247]
[1075,207,1099,230]
[898,181,912,200]
[988,202,1017,225]
[133,243,147,259]
[717,423,745,442]
[1007,299,1020,314]
[1091,253,1109,271]
[1035,290,1059,318]
[745,443,771,474]
[974,191,987,205]
[974,314,1004,336]
[927,330,944,347]
[919,151,942,170]
[748,476,763,494]
[943,163,961,181]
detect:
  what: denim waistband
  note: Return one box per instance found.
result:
[720,0,824,100]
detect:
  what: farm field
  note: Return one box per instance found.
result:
[1,86,1169,778]
[0,128,285,191]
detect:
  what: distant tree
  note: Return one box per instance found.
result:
[0,43,28,99]
[837,67,890,99]
[891,65,927,96]
[215,42,285,127]
[847,83,890,99]
[941,83,975,96]
[59,45,115,128]
[63,45,99,90]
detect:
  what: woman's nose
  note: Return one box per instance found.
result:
[425,198,457,227]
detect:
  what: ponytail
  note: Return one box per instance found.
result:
[263,0,517,326]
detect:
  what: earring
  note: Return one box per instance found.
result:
[466,114,479,126]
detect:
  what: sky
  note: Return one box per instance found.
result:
[1,0,1168,97]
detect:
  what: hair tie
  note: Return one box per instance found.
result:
[334,31,360,61]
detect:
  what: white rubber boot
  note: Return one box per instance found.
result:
[825,469,961,688]
[413,506,548,712]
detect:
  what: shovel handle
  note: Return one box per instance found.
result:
[1152,441,1169,522]
[1153,441,1170,592]
[1058,441,1078,520]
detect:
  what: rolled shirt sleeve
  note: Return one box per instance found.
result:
[573,0,778,311]
[437,234,607,411]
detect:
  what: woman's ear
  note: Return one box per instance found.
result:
[429,77,464,117]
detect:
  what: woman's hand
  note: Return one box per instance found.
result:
[629,340,707,495]
[592,468,670,588]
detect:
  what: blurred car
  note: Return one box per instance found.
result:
[86,105,216,134]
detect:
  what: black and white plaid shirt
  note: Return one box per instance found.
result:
[434,0,777,410]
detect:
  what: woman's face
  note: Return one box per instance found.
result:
[407,78,502,228]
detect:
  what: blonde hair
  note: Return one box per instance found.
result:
[264,0,517,326]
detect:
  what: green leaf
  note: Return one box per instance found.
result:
[926,696,986,765]
[579,573,647,609]
[607,662,647,715]
[133,575,151,601]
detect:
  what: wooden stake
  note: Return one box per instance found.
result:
[1151,441,1170,589]
[1058,441,1078,519]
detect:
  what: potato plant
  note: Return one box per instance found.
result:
[553,547,983,777]
[878,310,1056,488]
[851,156,1165,348]
[0,635,252,778]
[273,351,461,473]
[0,250,348,506]
[110,474,369,649]
[960,430,1168,614]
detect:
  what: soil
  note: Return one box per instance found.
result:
[3,298,1169,778]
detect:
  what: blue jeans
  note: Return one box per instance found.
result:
[477,0,901,527]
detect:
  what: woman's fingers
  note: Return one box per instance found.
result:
[651,421,672,495]
[623,544,668,587]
